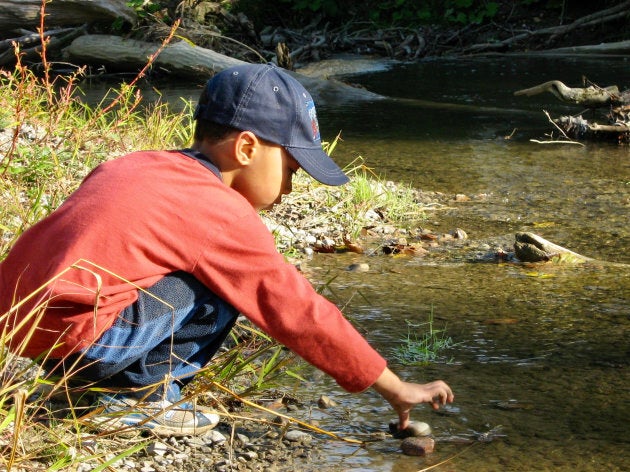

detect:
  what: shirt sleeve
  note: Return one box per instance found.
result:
[191,207,387,393]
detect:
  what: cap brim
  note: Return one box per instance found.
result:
[287,146,349,186]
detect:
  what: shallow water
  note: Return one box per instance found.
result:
[289,56,629,471]
[295,251,629,471]
[86,55,629,470]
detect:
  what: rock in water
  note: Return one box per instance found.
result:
[389,420,432,438]
[401,436,435,456]
[513,232,589,263]
[317,394,338,408]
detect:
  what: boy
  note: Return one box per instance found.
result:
[0,63,453,435]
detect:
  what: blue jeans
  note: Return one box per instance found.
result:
[47,272,238,401]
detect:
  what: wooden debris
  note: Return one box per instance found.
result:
[513,232,590,263]
[515,80,630,144]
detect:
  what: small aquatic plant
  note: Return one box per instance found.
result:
[393,311,457,365]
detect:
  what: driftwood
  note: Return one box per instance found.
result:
[514,80,630,143]
[64,34,383,104]
[514,81,625,107]
[513,233,590,263]
[0,26,87,67]
[0,0,136,32]
[463,1,630,54]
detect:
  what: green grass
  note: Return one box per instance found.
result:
[392,310,457,366]
[263,140,427,254]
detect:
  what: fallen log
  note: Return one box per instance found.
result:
[64,34,383,104]
[65,34,243,78]
[526,39,630,56]
[0,0,136,33]
[515,80,630,143]
[0,26,86,66]
[514,80,624,107]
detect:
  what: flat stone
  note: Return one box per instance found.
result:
[400,436,435,456]
[284,429,313,443]
[203,429,227,445]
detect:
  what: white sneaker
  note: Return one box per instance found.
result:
[91,393,220,436]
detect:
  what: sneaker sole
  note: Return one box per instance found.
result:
[85,410,220,436]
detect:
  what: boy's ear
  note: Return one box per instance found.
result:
[233,131,258,166]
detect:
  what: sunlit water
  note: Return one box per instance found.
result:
[298,56,629,471]
[85,55,629,470]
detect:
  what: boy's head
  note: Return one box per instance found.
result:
[193,63,349,186]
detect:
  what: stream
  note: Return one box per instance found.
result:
[298,54,630,472]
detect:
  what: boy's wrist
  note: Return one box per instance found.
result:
[372,367,403,402]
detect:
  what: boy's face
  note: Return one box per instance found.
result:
[233,140,300,211]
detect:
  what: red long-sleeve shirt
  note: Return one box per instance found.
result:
[0,150,386,392]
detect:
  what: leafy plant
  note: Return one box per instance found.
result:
[126,0,164,18]
[444,0,499,24]
[194,321,304,397]
[281,0,341,16]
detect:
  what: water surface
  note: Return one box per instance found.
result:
[297,55,629,471]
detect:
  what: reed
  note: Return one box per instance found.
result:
[0,260,304,469]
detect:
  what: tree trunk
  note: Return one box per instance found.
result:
[65,34,244,78]
[0,0,136,33]
[64,35,383,104]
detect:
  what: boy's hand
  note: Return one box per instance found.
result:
[372,367,454,430]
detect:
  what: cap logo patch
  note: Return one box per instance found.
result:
[306,100,320,142]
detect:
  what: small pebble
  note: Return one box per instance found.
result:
[240,450,258,461]
[317,395,338,408]
[451,227,468,239]
[347,263,369,272]
[236,433,250,445]
[284,429,312,443]
[203,430,227,445]
[147,441,169,456]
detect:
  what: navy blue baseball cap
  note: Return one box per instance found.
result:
[193,63,349,186]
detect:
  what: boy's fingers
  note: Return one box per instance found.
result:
[431,390,451,409]
[398,410,410,430]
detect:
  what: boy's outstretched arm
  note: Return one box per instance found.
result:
[371,367,454,430]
